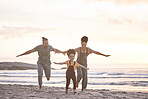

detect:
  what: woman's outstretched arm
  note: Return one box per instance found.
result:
[88,48,111,57]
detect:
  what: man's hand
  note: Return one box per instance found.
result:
[54,49,65,55]
[16,55,21,57]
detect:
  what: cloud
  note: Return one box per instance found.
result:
[114,0,148,5]
[122,17,132,24]
[108,17,132,24]
[88,0,148,5]
[0,25,56,39]
[108,18,122,24]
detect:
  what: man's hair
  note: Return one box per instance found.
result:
[81,36,88,43]
[42,37,48,42]
[67,49,76,56]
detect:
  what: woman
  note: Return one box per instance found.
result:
[63,36,111,91]
[16,37,64,89]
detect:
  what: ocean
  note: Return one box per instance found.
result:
[0,67,148,92]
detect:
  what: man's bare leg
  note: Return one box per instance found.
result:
[39,85,42,89]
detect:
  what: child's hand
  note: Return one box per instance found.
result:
[87,68,89,70]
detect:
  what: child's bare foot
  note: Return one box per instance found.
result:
[66,89,68,94]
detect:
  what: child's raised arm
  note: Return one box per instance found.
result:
[79,65,89,70]
[53,62,65,65]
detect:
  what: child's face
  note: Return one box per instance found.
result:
[68,53,75,61]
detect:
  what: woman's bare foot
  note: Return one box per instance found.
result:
[81,88,86,91]
[66,89,68,94]
[81,88,84,91]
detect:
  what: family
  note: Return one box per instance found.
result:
[16,36,110,94]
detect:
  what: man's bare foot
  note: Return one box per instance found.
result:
[66,89,68,94]
[76,82,79,88]
[47,77,50,81]
[39,85,42,89]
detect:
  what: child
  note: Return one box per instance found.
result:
[54,49,89,94]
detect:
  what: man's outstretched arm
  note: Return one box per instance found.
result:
[54,49,65,55]
[62,48,79,55]
[16,49,36,57]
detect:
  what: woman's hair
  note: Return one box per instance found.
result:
[81,36,88,43]
[42,37,48,42]
[67,49,76,56]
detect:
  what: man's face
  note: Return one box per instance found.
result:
[43,40,48,48]
[81,42,87,48]
[68,54,75,61]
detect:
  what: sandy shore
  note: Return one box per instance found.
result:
[0,84,148,99]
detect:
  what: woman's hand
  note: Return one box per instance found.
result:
[105,55,111,57]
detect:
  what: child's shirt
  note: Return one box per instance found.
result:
[64,60,80,70]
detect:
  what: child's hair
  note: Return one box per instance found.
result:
[81,36,88,43]
[67,49,76,56]
[42,37,48,42]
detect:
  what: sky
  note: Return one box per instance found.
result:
[0,0,148,67]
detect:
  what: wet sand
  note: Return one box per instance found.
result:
[0,84,148,99]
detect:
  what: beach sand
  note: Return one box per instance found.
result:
[0,84,148,99]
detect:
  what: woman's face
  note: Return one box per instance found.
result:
[43,40,48,48]
[81,42,87,48]
[68,54,75,61]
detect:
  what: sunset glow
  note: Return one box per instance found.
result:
[0,0,148,67]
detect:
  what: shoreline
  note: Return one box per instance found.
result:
[0,84,148,99]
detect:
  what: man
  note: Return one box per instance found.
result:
[16,37,64,89]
